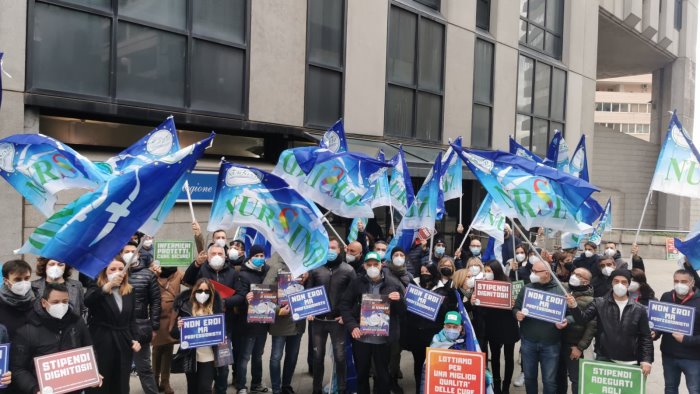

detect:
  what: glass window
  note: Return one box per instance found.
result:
[60,0,111,10]
[415,0,440,10]
[191,40,245,114]
[418,18,444,92]
[193,0,246,44]
[416,92,442,141]
[520,0,529,17]
[611,103,620,112]
[387,7,417,86]
[308,0,344,68]
[476,0,490,30]
[472,104,491,148]
[31,3,110,97]
[385,85,414,138]
[545,0,563,33]
[305,66,343,128]
[519,0,563,59]
[620,103,629,112]
[517,56,534,113]
[531,118,548,155]
[516,114,532,147]
[529,0,545,24]
[595,103,602,111]
[528,25,545,50]
[519,19,528,42]
[550,68,565,120]
[674,0,682,30]
[118,0,187,30]
[603,102,611,111]
[533,62,551,117]
[116,22,186,107]
[473,39,494,104]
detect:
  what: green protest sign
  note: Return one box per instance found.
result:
[154,240,195,267]
[579,359,645,394]
[510,280,525,308]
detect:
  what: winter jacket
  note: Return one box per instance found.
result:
[563,285,597,351]
[570,293,653,364]
[153,268,184,347]
[429,329,468,351]
[306,257,356,320]
[573,254,599,273]
[171,289,224,374]
[513,278,567,345]
[401,277,443,352]
[183,260,238,309]
[501,234,523,265]
[657,290,700,360]
[84,282,138,356]
[479,293,520,345]
[230,263,271,336]
[263,254,306,337]
[32,278,86,318]
[129,261,162,341]
[0,294,33,340]
[11,301,92,394]
[610,250,630,271]
[383,265,413,290]
[407,243,428,277]
[339,273,406,342]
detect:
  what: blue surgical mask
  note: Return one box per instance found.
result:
[435,246,445,256]
[470,247,481,256]
[444,328,461,340]
[251,257,265,267]
[327,250,338,262]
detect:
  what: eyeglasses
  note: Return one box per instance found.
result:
[195,290,211,294]
[531,270,547,274]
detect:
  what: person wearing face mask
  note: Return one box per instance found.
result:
[591,257,623,298]
[172,278,224,394]
[0,259,34,340]
[373,240,389,262]
[432,257,459,324]
[339,252,405,394]
[11,282,98,394]
[140,235,156,266]
[407,237,430,278]
[551,252,574,284]
[566,269,653,377]
[228,240,246,270]
[573,242,600,272]
[628,268,656,306]
[192,221,229,256]
[556,268,596,394]
[651,269,700,394]
[150,262,184,394]
[506,245,529,281]
[516,248,543,284]
[345,241,365,273]
[429,311,467,349]
[383,247,412,392]
[231,244,271,394]
[31,257,86,318]
[85,259,142,394]
[121,242,162,394]
[513,260,570,394]
[421,239,448,268]
[501,224,524,265]
[305,238,356,394]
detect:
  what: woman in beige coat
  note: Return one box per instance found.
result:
[150,265,184,394]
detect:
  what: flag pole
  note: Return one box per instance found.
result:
[510,217,519,281]
[388,200,396,236]
[459,193,463,226]
[631,188,653,264]
[184,180,196,223]
[512,222,568,294]
[324,217,348,247]
[455,223,474,254]
[232,226,241,241]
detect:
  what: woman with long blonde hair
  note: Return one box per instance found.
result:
[86,259,141,394]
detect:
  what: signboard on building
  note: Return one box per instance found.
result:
[177,171,218,203]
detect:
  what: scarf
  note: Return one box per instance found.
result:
[0,283,34,309]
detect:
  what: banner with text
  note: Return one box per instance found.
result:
[579,359,645,394]
[424,348,485,394]
[648,300,696,336]
[521,288,567,323]
[288,286,331,321]
[405,284,445,321]
[0,343,8,388]
[154,240,195,266]
[180,314,226,349]
[34,346,101,394]
[247,284,277,324]
[474,280,513,310]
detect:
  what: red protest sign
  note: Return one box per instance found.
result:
[473,280,512,310]
[424,348,485,394]
[34,346,101,394]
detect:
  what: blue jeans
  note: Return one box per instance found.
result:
[521,337,560,394]
[270,334,303,394]
[235,334,268,390]
[662,355,700,394]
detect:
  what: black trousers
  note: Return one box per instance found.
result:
[352,341,391,394]
[489,341,516,393]
[186,361,216,394]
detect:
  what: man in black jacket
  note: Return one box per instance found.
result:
[122,242,161,394]
[340,251,405,394]
[11,282,98,393]
[566,269,653,376]
[306,237,356,394]
[652,269,700,394]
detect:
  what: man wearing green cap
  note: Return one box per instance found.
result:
[339,251,405,394]
[429,311,467,350]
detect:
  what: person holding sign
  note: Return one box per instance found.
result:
[512,259,569,394]
[339,251,405,394]
[150,264,184,394]
[0,324,10,389]
[0,260,34,340]
[652,269,700,394]
[11,282,98,393]
[565,269,653,376]
[172,278,224,394]
[84,259,141,394]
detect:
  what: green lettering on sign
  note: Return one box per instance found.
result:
[578,359,645,394]
[155,240,195,267]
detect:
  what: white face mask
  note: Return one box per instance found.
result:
[195,292,210,304]
[484,272,494,281]
[143,239,154,248]
[568,274,582,287]
[47,303,70,319]
[209,255,225,271]
[528,255,539,265]
[613,283,628,297]
[529,272,541,284]
[466,277,476,289]
[9,280,31,296]
[392,257,405,267]
[601,266,614,277]
[674,283,690,297]
[122,252,136,265]
[584,250,594,258]
[366,266,381,279]
[228,248,240,260]
[469,266,481,276]
[605,248,616,257]
[628,281,640,292]
[345,254,357,263]
[515,253,526,263]
[46,265,65,280]
[215,239,226,248]
[376,251,386,260]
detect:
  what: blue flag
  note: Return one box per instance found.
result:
[441,137,463,202]
[675,223,700,271]
[471,196,505,244]
[650,111,700,198]
[453,145,598,233]
[100,116,180,176]
[238,227,272,259]
[588,198,612,245]
[347,218,368,243]
[569,135,589,181]
[320,119,348,153]
[546,130,570,172]
[17,134,214,278]
[0,134,108,217]
[368,150,392,209]
[509,136,544,164]
[388,146,416,215]
[208,161,329,277]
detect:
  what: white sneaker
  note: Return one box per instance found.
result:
[513,372,525,387]
[238,389,249,394]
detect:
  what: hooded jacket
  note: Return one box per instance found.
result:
[306,255,356,320]
[570,293,653,363]
[657,289,700,360]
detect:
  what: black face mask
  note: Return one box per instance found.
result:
[160,267,178,278]
[440,267,453,277]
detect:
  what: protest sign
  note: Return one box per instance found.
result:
[511,280,525,308]
[34,346,101,394]
[648,300,696,336]
[154,240,195,267]
[0,343,8,388]
[180,313,226,349]
[474,280,512,310]
[424,348,485,394]
[278,272,304,307]
[405,284,444,321]
[521,287,567,323]
[288,286,331,321]
[666,238,679,260]
[360,294,390,336]
[247,284,277,324]
[579,359,645,394]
